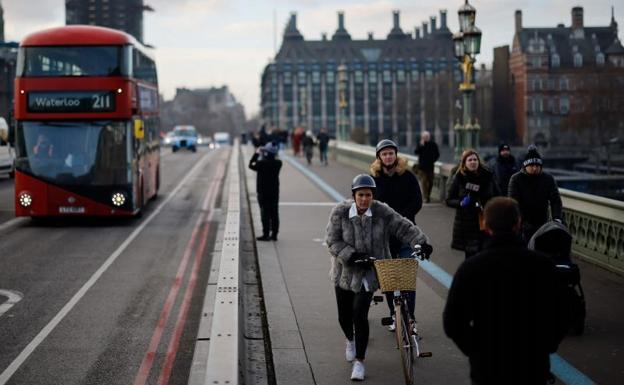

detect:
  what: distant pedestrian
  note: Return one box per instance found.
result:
[446,149,498,258]
[443,197,567,385]
[487,142,518,195]
[317,128,330,166]
[370,139,422,329]
[292,127,303,156]
[325,174,431,381]
[414,131,440,203]
[508,145,563,242]
[249,143,282,241]
[302,130,315,165]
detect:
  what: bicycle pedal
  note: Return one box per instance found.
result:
[419,352,433,358]
[381,317,394,326]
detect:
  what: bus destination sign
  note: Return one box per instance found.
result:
[28,91,116,113]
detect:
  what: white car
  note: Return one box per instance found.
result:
[0,117,15,178]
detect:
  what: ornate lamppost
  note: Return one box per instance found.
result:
[337,62,348,141]
[453,0,482,161]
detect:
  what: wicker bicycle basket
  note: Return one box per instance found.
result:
[374,258,419,292]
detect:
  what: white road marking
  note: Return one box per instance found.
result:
[279,202,336,206]
[0,218,29,232]
[0,151,215,385]
[0,290,23,318]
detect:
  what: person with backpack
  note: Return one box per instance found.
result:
[444,197,568,385]
[487,142,518,196]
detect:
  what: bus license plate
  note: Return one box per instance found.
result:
[59,206,85,214]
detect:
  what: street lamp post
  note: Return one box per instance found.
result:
[453,0,482,161]
[337,63,348,141]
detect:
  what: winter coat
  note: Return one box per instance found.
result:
[370,157,422,224]
[508,170,562,240]
[325,200,428,293]
[248,153,282,198]
[443,234,567,385]
[317,132,330,151]
[487,155,518,196]
[414,141,440,173]
[446,168,497,251]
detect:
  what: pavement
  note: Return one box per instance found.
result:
[242,145,624,385]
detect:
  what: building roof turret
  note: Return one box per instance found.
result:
[332,11,351,41]
[284,12,304,41]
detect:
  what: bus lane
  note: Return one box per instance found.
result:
[0,147,225,385]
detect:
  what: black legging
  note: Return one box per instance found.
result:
[258,194,279,237]
[335,286,373,360]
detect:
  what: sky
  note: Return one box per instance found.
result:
[2,0,623,118]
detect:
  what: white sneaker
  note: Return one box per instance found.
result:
[350,360,365,381]
[387,315,396,332]
[345,340,356,362]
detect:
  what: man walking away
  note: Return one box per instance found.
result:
[317,128,330,166]
[249,143,282,241]
[487,142,518,196]
[508,145,562,242]
[443,197,567,385]
[414,131,440,203]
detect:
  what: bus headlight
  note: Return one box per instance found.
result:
[112,192,126,207]
[19,192,33,207]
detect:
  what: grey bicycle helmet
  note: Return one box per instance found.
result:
[351,174,376,192]
[375,139,398,157]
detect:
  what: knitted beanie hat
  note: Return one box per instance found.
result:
[523,145,543,167]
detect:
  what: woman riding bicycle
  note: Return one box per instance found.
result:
[325,174,432,381]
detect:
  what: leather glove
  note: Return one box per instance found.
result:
[460,195,472,208]
[348,251,369,266]
[420,243,433,260]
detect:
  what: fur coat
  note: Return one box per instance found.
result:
[325,200,428,292]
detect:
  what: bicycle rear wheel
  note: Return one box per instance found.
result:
[394,303,415,385]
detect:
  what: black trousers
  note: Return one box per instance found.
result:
[335,286,373,360]
[258,194,279,237]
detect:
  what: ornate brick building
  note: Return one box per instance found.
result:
[260,10,461,147]
[510,7,624,148]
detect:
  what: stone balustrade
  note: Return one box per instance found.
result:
[331,141,624,275]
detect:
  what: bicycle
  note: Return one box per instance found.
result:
[372,245,432,385]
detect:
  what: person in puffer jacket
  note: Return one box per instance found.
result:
[508,145,562,242]
[325,174,431,381]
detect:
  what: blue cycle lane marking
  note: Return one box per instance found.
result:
[282,152,597,385]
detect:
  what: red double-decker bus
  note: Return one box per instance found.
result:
[13,25,160,216]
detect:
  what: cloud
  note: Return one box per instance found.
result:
[3,0,65,41]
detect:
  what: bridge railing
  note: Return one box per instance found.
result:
[331,141,624,275]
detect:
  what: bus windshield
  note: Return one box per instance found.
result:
[15,121,131,185]
[173,128,197,137]
[20,46,122,77]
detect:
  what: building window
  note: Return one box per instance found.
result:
[396,69,405,83]
[368,70,377,83]
[596,53,605,67]
[383,70,391,83]
[326,71,334,84]
[559,77,569,90]
[574,53,583,68]
[298,71,306,85]
[560,96,570,114]
[354,70,363,83]
[283,72,292,85]
[551,54,560,68]
[312,71,320,84]
[531,56,541,68]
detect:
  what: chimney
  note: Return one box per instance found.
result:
[290,12,297,29]
[572,6,584,30]
[338,11,345,30]
[414,27,421,39]
[515,10,522,33]
[422,21,428,37]
[440,10,448,30]
[393,10,400,29]
[430,16,437,33]
[368,32,374,40]
[322,33,327,41]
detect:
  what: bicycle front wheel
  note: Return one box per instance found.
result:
[394,303,415,385]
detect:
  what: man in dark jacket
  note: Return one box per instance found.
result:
[414,131,440,203]
[370,139,422,329]
[487,142,518,196]
[508,145,562,242]
[443,197,567,385]
[317,128,330,166]
[249,143,282,241]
